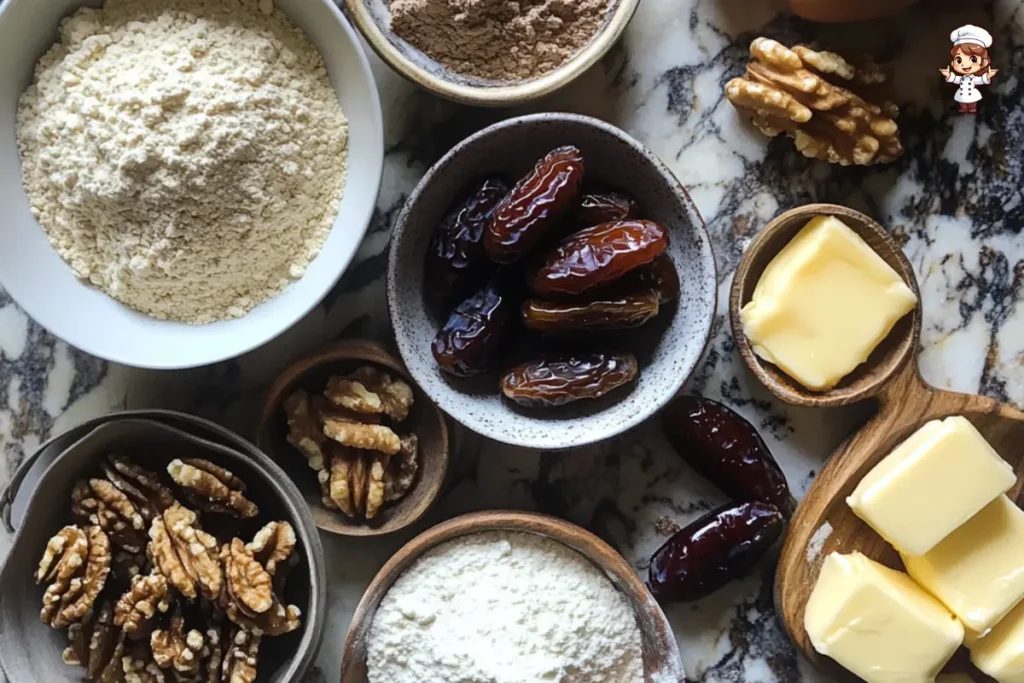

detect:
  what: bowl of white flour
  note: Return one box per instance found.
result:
[341,510,685,683]
[0,0,383,368]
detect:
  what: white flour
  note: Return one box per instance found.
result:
[367,531,644,683]
[17,0,348,323]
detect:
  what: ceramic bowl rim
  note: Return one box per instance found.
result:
[343,0,642,106]
[0,0,384,369]
[386,112,718,450]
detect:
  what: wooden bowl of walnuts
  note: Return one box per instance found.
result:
[258,339,449,537]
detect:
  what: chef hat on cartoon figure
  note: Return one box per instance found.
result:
[951,24,993,48]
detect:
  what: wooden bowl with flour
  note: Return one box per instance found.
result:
[341,510,685,683]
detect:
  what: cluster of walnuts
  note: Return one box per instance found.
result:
[283,365,420,520]
[36,453,301,683]
[726,37,903,166]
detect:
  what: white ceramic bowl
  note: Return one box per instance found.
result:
[0,0,383,369]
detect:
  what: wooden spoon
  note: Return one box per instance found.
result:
[732,206,1024,674]
[257,339,449,537]
[729,204,920,408]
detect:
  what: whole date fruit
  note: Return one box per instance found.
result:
[501,352,638,408]
[520,293,660,333]
[527,220,668,298]
[648,501,784,603]
[425,178,509,298]
[576,190,639,228]
[661,395,795,517]
[432,278,517,377]
[484,146,585,264]
[617,254,680,304]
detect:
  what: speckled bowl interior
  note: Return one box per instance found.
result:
[387,113,717,450]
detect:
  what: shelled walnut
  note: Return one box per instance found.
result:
[167,459,259,519]
[223,627,260,683]
[72,479,146,553]
[220,524,302,637]
[283,365,421,521]
[62,599,117,678]
[35,451,303,683]
[150,604,205,676]
[726,37,902,166]
[37,524,111,628]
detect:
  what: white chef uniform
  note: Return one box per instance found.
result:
[947,25,993,104]
[947,71,991,103]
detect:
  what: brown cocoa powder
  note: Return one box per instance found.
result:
[389,0,613,82]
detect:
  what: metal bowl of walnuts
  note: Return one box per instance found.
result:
[0,411,326,683]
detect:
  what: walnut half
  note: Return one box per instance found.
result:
[327,445,390,520]
[167,459,259,519]
[726,37,902,166]
[38,524,110,628]
[114,573,171,634]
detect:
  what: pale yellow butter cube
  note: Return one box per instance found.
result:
[971,599,1024,683]
[847,416,1014,556]
[903,495,1024,634]
[740,215,917,391]
[805,551,963,683]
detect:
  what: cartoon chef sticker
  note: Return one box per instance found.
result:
[940,25,998,114]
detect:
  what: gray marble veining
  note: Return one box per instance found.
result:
[1,0,1023,681]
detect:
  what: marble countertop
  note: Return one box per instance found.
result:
[2,0,1023,680]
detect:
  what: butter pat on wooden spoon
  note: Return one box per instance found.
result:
[739,215,917,392]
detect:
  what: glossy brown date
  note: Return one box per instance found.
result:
[425,178,509,298]
[617,254,680,304]
[432,278,517,377]
[661,395,794,517]
[648,501,784,603]
[520,293,660,333]
[500,352,638,408]
[484,146,585,264]
[576,190,639,228]
[527,220,668,298]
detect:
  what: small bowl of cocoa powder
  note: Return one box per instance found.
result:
[344,0,640,106]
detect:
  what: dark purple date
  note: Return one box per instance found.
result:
[432,278,517,377]
[576,190,639,228]
[500,352,638,408]
[648,501,784,603]
[484,146,585,264]
[616,254,680,304]
[661,395,794,517]
[527,220,668,298]
[520,293,660,333]
[425,178,509,298]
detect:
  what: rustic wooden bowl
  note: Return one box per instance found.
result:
[257,340,449,537]
[764,210,1024,677]
[340,510,685,683]
[728,203,921,408]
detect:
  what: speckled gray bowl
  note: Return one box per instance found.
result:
[387,113,717,450]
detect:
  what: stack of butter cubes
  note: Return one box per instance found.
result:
[805,415,1024,683]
